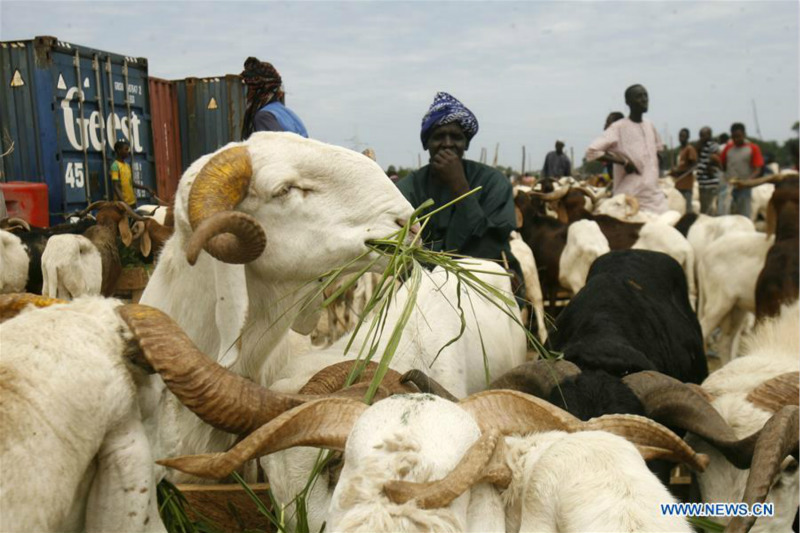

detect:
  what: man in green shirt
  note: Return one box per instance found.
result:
[396,92,517,263]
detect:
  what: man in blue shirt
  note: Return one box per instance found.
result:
[541,140,572,179]
[240,57,308,139]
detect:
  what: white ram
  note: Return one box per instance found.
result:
[138,133,415,474]
[686,302,799,533]
[697,231,775,363]
[558,220,610,295]
[0,230,29,294]
[160,389,705,533]
[40,234,102,299]
[0,296,169,532]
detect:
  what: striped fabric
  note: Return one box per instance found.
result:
[695,140,720,189]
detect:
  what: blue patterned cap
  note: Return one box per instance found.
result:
[420,92,479,149]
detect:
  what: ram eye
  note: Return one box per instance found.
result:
[273,186,292,198]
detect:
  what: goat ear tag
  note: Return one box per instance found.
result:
[119,219,133,246]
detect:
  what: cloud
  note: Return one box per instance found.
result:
[1,0,797,170]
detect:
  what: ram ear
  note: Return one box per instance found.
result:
[140,227,152,257]
[119,217,133,246]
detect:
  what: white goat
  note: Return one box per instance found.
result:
[161,389,702,533]
[0,296,170,532]
[686,302,799,533]
[40,234,102,299]
[502,431,691,532]
[697,231,775,363]
[684,214,755,264]
[139,133,415,474]
[558,220,610,295]
[0,230,29,293]
[751,183,775,228]
[509,232,547,342]
[264,260,527,531]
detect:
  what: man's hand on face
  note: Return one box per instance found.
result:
[427,122,471,196]
[430,148,469,196]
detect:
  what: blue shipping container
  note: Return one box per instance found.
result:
[0,35,156,223]
[173,75,247,172]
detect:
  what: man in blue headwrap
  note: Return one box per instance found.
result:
[397,92,517,265]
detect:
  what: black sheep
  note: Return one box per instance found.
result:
[549,249,707,387]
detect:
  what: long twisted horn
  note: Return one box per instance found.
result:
[185,145,266,265]
[383,429,511,509]
[400,369,459,402]
[488,359,581,399]
[118,304,324,435]
[530,185,571,203]
[622,371,756,469]
[0,293,66,324]
[725,406,799,533]
[300,360,417,396]
[746,372,799,413]
[158,398,368,479]
[0,217,31,231]
[76,200,112,218]
[460,390,708,471]
[575,186,598,204]
[384,389,709,510]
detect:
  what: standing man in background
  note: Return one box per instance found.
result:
[585,84,668,214]
[720,123,763,218]
[110,140,149,209]
[694,126,721,215]
[670,128,698,213]
[240,57,308,139]
[541,140,572,179]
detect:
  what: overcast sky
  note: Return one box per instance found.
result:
[2,1,798,171]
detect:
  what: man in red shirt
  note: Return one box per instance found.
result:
[719,123,763,218]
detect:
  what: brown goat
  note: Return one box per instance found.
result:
[83,201,143,296]
[131,205,174,260]
[755,179,799,320]
[556,188,643,249]
[514,191,567,307]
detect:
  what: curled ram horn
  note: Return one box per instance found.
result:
[460,390,708,472]
[185,145,266,265]
[530,185,571,203]
[488,359,581,399]
[0,217,31,231]
[399,369,459,402]
[725,406,799,533]
[157,398,368,479]
[383,429,511,509]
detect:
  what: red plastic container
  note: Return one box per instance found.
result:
[1,181,49,227]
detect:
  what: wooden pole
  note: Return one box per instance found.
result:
[521,146,526,176]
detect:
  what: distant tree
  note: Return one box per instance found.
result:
[578,158,605,175]
[792,121,799,136]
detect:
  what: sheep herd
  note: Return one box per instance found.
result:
[0,132,797,533]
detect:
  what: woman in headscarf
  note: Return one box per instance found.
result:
[240,57,308,139]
